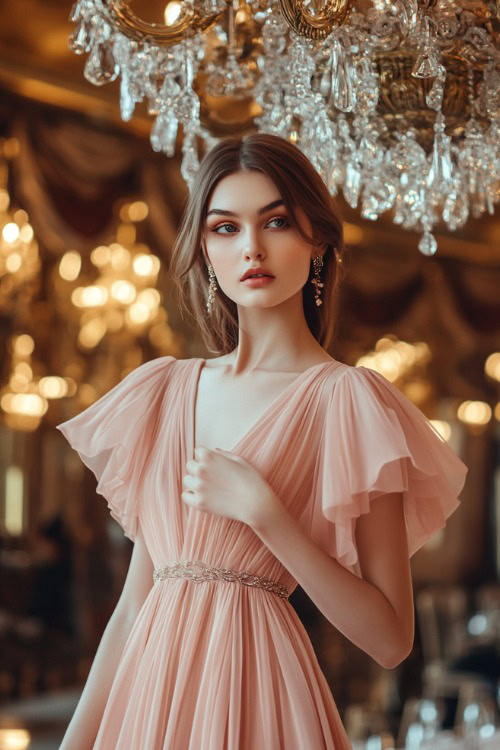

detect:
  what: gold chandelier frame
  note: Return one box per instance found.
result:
[95,0,354,44]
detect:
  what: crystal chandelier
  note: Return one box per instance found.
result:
[69,0,499,255]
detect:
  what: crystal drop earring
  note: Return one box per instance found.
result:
[311,255,324,306]
[206,263,217,314]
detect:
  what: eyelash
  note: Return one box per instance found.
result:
[209,216,290,235]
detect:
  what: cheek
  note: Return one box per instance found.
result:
[279,245,312,281]
[204,234,225,260]
[206,248,241,291]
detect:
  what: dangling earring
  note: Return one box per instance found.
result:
[311,255,324,306]
[206,263,217,314]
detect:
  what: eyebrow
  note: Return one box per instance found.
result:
[206,199,285,218]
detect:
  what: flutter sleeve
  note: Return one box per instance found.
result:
[310,365,468,571]
[56,355,176,542]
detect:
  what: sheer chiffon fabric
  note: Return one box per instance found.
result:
[56,356,468,749]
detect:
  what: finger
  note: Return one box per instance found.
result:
[182,473,198,490]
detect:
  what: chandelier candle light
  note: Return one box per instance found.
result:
[69,0,499,255]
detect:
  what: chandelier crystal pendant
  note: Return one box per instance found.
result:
[69,0,500,255]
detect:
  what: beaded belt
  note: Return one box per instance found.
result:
[153,560,290,600]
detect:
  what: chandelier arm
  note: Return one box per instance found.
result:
[95,0,227,45]
[278,0,354,40]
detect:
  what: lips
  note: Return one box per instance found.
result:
[240,268,274,281]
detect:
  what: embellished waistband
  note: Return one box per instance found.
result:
[153,560,290,600]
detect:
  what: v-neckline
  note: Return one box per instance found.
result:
[190,357,340,456]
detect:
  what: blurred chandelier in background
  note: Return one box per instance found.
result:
[69,0,499,255]
[0,137,183,430]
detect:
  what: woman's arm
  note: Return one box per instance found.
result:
[59,522,154,750]
[250,491,414,669]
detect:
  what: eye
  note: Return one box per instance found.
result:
[267,216,289,229]
[211,223,238,234]
[210,216,290,234]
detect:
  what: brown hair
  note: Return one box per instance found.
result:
[169,133,348,355]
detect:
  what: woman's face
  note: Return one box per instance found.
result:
[202,170,322,310]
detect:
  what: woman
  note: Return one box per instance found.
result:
[56,133,468,749]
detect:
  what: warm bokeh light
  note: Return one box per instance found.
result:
[129,201,149,221]
[110,279,136,304]
[133,253,157,276]
[78,317,107,348]
[9,372,30,392]
[109,243,130,271]
[75,285,109,307]
[127,301,152,324]
[18,224,33,243]
[5,253,22,272]
[356,335,431,383]
[2,222,20,243]
[485,352,500,382]
[12,209,28,225]
[59,250,82,281]
[82,285,108,306]
[38,376,70,399]
[457,400,492,426]
[1,392,47,417]
[136,288,161,308]
[14,362,33,379]
[0,726,31,749]
[13,334,34,356]
[119,200,149,222]
[0,188,10,211]
[91,244,112,267]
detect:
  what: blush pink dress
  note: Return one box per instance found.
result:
[56,356,468,749]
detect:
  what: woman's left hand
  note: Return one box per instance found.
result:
[181,446,278,528]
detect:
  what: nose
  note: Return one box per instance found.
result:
[242,226,265,260]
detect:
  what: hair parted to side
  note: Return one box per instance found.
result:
[169,133,349,356]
